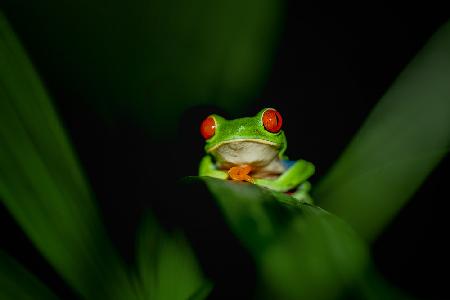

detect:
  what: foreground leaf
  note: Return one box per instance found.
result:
[182,176,371,300]
[184,177,417,299]
[0,251,59,300]
[0,12,138,299]
[314,21,450,241]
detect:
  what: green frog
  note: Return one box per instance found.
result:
[198,108,315,203]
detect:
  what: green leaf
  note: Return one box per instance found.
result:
[1,0,281,136]
[0,12,139,299]
[350,266,414,300]
[0,251,59,300]
[183,176,371,300]
[136,212,212,300]
[314,21,450,241]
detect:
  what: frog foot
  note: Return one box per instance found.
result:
[228,165,254,183]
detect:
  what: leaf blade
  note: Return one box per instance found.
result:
[0,251,59,300]
[314,21,450,241]
[0,12,139,299]
[185,176,371,300]
[136,213,211,300]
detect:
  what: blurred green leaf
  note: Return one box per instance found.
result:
[136,212,211,300]
[0,12,139,299]
[314,21,450,241]
[0,251,59,300]
[184,176,372,300]
[2,0,281,136]
[349,265,414,300]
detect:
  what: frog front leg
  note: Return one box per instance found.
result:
[254,159,315,192]
[199,155,228,180]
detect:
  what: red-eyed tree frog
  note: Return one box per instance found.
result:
[198,108,315,203]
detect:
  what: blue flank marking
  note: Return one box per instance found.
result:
[281,159,296,169]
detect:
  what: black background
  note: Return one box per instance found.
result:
[1,2,449,299]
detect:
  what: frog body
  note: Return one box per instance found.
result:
[198,108,315,203]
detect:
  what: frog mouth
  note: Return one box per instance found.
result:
[206,138,279,153]
[208,139,284,175]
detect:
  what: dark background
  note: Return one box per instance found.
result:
[1,2,449,299]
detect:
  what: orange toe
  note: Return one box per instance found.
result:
[228,165,254,183]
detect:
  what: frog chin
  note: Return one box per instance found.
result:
[210,140,286,178]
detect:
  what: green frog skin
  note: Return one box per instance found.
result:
[198,108,315,203]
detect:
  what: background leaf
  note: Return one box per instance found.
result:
[314,20,450,241]
[1,0,281,137]
[0,251,59,300]
[0,12,139,299]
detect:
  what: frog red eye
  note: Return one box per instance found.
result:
[200,116,216,139]
[262,108,283,133]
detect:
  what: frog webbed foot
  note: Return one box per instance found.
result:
[228,165,254,183]
[290,181,313,204]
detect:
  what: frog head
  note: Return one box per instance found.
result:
[200,108,287,170]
